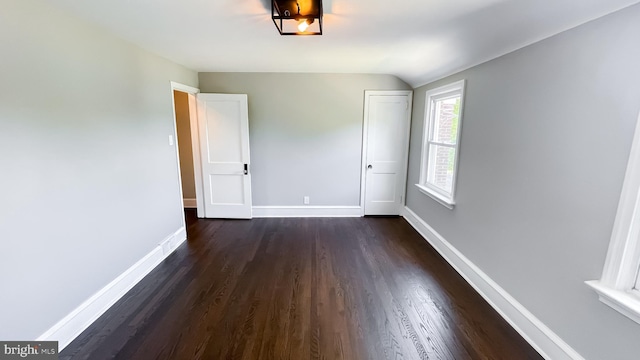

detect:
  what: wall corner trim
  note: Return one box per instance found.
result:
[37,227,187,351]
[400,206,584,360]
[252,206,362,218]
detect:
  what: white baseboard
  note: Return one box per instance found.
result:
[401,207,584,360]
[252,206,362,218]
[183,198,197,208]
[37,227,187,350]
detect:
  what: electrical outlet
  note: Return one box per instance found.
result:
[303,196,310,205]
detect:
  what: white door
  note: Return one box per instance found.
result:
[196,94,252,219]
[362,91,412,215]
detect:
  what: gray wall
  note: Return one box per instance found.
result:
[405,4,640,360]
[0,0,198,339]
[198,73,410,206]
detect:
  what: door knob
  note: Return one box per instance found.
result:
[367,164,373,169]
[244,164,248,175]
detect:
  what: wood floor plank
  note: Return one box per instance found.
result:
[60,212,543,360]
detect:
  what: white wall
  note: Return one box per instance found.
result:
[405,4,640,359]
[0,0,198,339]
[198,73,411,207]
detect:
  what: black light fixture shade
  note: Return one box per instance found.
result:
[272,0,323,35]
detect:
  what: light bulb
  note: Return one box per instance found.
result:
[298,20,310,32]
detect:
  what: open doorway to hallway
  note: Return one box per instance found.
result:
[173,90,197,211]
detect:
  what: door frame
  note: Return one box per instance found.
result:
[359,90,413,216]
[170,81,204,218]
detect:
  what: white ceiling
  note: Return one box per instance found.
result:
[47,0,639,87]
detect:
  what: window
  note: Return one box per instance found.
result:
[416,80,465,209]
[586,109,640,325]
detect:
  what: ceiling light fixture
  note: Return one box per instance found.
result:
[272,0,323,35]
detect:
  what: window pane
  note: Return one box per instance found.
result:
[431,96,461,144]
[427,144,456,195]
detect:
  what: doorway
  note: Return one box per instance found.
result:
[361,90,413,215]
[173,90,196,208]
[170,82,253,219]
[170,82,203,217]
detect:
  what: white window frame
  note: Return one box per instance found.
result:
[415,80,466,209]
[586,109,640,325]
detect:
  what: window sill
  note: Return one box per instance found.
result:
[415,184,455,210]
[585,280,640,325]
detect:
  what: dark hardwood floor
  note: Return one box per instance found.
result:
[60,211,543,360]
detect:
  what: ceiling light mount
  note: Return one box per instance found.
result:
[272,0,323,35]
